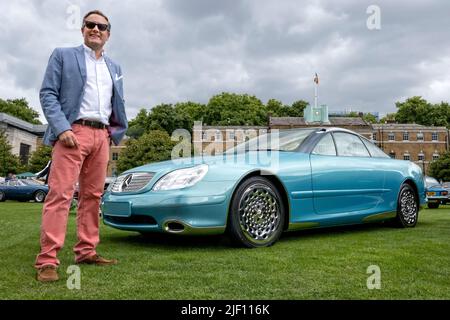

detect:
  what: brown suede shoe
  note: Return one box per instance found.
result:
[77,254,118,266]
[36,265,59,282]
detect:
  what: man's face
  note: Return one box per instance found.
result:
[81,14,110,51]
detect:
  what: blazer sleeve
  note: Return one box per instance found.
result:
[39,48,71,138]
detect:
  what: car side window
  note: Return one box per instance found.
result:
[361,138,390,158]
[333,132,370,157]
[312,133,336,156]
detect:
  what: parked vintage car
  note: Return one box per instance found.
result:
[424,176,448,209]
[0,179,49,202]
[101,127,426,247]
[441,182,450,205]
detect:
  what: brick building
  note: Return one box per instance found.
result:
[1,112,126,176]
[193,104,449,175]
[192,122,268,156]
[372,123,449,174]
[108,136,128,177]
[0,112,46,164]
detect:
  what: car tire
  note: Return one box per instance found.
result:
[228,176,285,248]
[34,190,47,203]
[393,183,419,228]
[0,191,5,202]
[427,202,439,209]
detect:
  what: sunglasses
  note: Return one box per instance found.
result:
[83,21,110,32]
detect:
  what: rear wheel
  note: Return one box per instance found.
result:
[34,190,46,203]
[393,183,419,228]
[0,191,5,202]
[228,176,285,248]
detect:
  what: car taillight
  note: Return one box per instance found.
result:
[443,191,448,196]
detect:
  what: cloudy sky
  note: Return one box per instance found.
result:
[1,0,449,122]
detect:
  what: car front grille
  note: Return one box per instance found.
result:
[110,172,155,193]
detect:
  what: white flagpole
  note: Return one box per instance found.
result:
[314,83,318,109]
[314,73,318,108]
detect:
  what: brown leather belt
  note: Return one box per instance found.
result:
[73,119,107,129]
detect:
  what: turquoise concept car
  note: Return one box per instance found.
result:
[102,128,426,247]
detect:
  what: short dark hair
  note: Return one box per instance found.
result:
[82,10,111,31]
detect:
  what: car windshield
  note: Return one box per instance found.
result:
[225,129,315,154]
[425,176,441,188]
[21,179,43,186]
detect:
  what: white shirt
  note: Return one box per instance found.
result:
[77,44,113,125]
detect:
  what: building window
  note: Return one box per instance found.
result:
[19,143,31,165]
[432,132,438,141]
[418,153,425,161]
[417,132,424,141]
[433,153,439,161]
[403,132,409,141]
[228,131,235,141]
[388,132,395,141]
[202,131,207,140]
[372,133,377,141]
[112,153,119,161]
[389,151,396,159]
[215,130,222,141]
[403,154,410,161]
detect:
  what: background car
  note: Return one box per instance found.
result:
[441,182,450,205]
[425,176,448,208]
[102,127,426,248]
[0,179,49,202]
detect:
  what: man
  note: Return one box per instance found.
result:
[35,10,127,282]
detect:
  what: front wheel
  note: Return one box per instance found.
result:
[34,190,47,203]
[393,183,419,228]
[0,191,5,202]
[228,176,285,248]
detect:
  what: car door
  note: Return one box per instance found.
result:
[5,180,20,200]
[310,132,385,215]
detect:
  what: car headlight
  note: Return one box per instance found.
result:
[152,164,208,191]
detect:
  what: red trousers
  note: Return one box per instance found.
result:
[35,124,110,268]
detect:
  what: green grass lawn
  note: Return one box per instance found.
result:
[0,201,449,299]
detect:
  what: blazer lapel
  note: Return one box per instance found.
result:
[104,56,123,99]
[75,45,87,84]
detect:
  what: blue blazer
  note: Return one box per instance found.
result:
[40,45,128,146]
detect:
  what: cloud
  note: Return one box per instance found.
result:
[0,0,449,123]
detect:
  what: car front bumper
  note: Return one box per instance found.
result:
[101,188,230,235]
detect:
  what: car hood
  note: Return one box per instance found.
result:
[121,151,305,181]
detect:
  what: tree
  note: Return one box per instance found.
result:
[362,113,378,123]
[428,151,450,182]
[147,103,180,134]
[379,112,397,123]
[0,130,23,176]
[205,92,267,126]
[117,130,176,173]
[393,97,450,127]
[288,100,308,117]
[27,145,52,173]
[126,108,150,138]
[0,98,42,124]
[174,101,206,133]
[395,96,432,124]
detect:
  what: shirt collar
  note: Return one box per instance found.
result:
[83,44,105,60]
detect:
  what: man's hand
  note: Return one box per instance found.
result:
[58,130,78,148]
